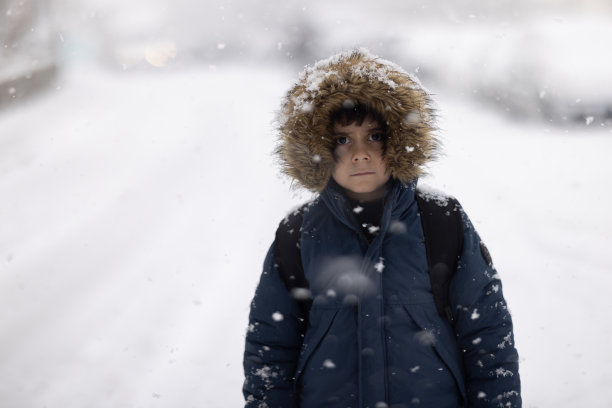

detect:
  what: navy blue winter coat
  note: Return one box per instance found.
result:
[243,180,521,408]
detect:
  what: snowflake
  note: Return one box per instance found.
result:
[497,332,513,349]
[322,359,336,369]
[494,368,514,378]
[374,257,385,273]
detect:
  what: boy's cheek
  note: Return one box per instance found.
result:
[332,146,347,160]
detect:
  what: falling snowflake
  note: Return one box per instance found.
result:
[301,102,314,113]
[404,111,420,124]
[353,206,364,214]
[415,330,436,346]
[374,257,385,273]
[389,220,407,234]
[291,287,312,300]
[254,365,279,383]
[471,309,480,320]
[497,332,513,349]
[322,359,336,369]
[342,99,355,109]
[494,368,514,378]
[272,312,284,322]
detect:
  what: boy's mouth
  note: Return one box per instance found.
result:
[351,171,376,177]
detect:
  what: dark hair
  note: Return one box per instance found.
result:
[330,100,386,127]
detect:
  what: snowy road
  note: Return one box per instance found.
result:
[1,66,611,407]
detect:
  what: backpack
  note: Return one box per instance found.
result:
[274,188,464,333]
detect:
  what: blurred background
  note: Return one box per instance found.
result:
[1,1,612,407]
[2,0,612,124]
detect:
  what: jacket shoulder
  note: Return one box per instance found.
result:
[416,184,461,207]
[275,200,317,239]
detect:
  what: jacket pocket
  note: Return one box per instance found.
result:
[402,303,468,403]
[293,307,339,390]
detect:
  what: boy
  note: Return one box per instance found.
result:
[243,49,521,408]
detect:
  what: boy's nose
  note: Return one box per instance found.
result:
[352,144,370,162]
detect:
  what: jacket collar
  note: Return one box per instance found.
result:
[320,178,418,234]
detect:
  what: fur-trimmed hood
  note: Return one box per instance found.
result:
[275,48,439,192]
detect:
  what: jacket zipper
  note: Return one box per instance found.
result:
[344,204,390,406]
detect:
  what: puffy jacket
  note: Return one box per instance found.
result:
[243,49,520,407]
[243,179,520,407]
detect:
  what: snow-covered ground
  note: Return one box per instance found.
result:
[0,64,611,407]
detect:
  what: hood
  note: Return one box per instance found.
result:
[275,48,439,192]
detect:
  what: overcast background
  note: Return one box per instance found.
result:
[1,0,612,407]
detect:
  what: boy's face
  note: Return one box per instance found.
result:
[331,117,391,201]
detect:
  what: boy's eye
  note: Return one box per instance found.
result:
[369,133,384,142]
[335,136,349,145]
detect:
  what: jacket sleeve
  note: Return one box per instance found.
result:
[449,207,522,408]
[243,244,303,408]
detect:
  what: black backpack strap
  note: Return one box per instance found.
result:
[415,190,464,324]
[274,204,312,334]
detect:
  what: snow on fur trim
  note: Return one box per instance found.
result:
[275,48,439,192]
